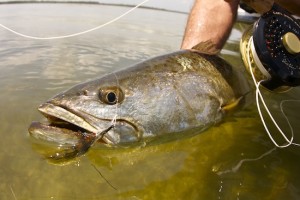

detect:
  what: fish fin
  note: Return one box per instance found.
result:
[221,96,243,113]
[191,40,221,55]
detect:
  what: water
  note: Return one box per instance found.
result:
[0,3,300,200]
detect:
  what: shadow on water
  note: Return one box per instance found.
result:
[0,2,300,200]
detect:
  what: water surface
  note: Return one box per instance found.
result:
[0,3,300,200]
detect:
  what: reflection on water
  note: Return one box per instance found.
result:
[0,3,300,200]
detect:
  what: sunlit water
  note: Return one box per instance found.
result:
[1,3,300,200]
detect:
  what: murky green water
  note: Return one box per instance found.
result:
[1,3,300,200]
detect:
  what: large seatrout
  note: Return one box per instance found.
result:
[29,43,250,159]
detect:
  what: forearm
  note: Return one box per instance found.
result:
[181,0,240,50]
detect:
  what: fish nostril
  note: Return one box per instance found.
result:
[83,90,89,96]
[76,90,89,96]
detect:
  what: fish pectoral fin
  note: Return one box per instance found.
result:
[221,96,243,113]
[191,40,221,55]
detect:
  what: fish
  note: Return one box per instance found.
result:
[28,42,250,160]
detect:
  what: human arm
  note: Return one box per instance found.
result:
[181,0,240,50]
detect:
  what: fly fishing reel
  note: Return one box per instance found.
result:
[240,4,300,92]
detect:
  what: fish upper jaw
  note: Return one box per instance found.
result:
[38,102,99,134]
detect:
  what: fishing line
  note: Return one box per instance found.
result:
[111,72,120,128]
[0,0,150,40]
[246,36,300,148]
[91,164,118,191]
[216,147,276,175]
[279,99,300,147]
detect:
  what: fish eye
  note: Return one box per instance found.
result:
[99,87,124,105]
[106,92,117,104]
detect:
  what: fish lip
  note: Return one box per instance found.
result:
[38,102,98,134]
[28,121,87,146]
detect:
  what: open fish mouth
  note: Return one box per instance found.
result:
[29,103,99,143]
[28,103,113,161]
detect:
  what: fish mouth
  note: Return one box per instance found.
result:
[28,103,99,143]
[28,103,115,161]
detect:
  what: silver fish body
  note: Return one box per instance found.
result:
[29,49,250,150]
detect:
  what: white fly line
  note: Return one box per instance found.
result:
[0,0,150,40]
[246,36,300,148]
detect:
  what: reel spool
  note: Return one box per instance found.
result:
[240,4,300,92]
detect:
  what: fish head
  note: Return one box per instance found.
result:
[28,73,144,151]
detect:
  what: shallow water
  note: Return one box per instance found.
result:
[1,3,300,200]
